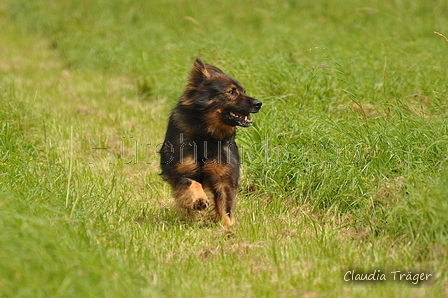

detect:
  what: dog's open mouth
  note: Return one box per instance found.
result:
[227,111,253,127]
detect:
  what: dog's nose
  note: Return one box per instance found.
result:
[252,99,262,110]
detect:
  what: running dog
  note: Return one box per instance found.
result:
[160,58,262,227]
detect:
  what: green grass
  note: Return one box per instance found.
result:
[1,0,447,297]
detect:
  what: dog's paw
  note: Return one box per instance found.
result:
[222,215,235,228]
[193,198,210,210]
[174,180,209,211]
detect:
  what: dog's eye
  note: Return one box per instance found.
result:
[228,89,236,95]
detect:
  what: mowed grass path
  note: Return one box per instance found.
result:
[1,0,447,297]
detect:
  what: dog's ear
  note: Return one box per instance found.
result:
[205,63,224,76]
[182,58,211,103]
[189,58,226,86]
[189,58,211,85]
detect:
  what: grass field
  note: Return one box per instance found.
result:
[1,0,447,297]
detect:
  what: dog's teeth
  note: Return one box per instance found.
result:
[230,112,243,119]
[244,116,248,121]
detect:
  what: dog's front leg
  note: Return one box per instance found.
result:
[202,157,239,227]
[202,173,237,227]
[211,182,236,227]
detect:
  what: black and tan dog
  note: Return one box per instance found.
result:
[159,58,262,227]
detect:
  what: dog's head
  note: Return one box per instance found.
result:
[182,58,262,128]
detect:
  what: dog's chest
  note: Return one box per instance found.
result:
[181,139,238,165]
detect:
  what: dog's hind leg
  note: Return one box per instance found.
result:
[171,178,210,211]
